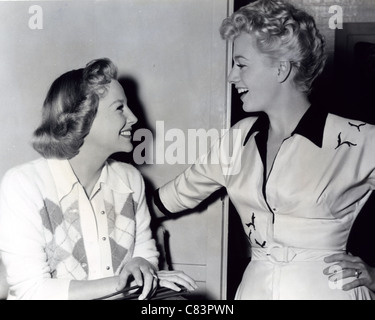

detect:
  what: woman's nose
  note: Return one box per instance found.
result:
[227,67,239,84]
[127,110,138,126]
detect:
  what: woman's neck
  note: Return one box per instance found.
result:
[263,91,310,178]
[266,91,310,139]
[68,148,108,197]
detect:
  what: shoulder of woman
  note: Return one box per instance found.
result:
[106,159,143,181]
[326,113,375,134]
[1,158,47,188]
[326,113,375,153]
[231,116,259,130]
[224,116,261,144]
[0,159,49,206]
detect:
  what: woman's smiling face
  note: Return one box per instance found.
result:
[228,32,281,113]
[83,80,138,157]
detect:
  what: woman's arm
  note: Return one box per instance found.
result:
[68,258,156,300]
[155,135,230,215]
[68,263,198,300]
[69,276,119,300]
[0,168,74,299]
[118,167,197,299]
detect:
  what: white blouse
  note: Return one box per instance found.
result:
[0,158,159,300]
[156,106,375,299]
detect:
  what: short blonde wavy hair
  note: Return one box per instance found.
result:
[220,0,326,94]
[32,58,118,159]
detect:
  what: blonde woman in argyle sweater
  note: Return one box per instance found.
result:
[0,58,197,300]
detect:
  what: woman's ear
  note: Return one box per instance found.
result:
[277,61,292,83]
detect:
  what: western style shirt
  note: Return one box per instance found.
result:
[155,106,375,299]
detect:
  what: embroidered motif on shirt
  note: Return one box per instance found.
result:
[245,212,256,231]
[255,239,266,248]
[245,212,266,247]
[348,122,366,132]
[335,132,357,150]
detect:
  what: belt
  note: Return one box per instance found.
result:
[251,244,344,263]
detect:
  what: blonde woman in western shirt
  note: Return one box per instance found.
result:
[155,0,375,299]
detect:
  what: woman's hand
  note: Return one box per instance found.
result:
[323,253,375,292]
[117,257,158,300]
[157,270,198,292]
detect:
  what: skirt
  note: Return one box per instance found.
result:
[235,245,373,300]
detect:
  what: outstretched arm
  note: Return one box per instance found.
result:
[155,139,228,215]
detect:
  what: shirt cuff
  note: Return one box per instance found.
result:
[153,189,175,217]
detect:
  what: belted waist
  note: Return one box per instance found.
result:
[251,244,344,263]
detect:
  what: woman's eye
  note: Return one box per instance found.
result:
[116,105,124,111]
[237,64,246,69]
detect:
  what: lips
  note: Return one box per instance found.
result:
[237,87,249,101]
[237,88,249,95]
[120,128,132,138]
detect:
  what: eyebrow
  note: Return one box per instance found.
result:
[233,55,249,61]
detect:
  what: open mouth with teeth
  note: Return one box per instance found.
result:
[237,88,249,99]
[120,129,132,138]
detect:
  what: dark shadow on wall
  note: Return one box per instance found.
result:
[152,187,227,272]
[152,187,227,300]
[344,41,375,267]
[333,34,375,266]
[110,78,228,297]
[332,22,375,124]
[109,76,167,266]
[111,76,154,166]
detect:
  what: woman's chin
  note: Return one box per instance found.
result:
[116,142,134,154]
[242,104,255,113]
[242,100,263,113]
[121,146,134,154]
